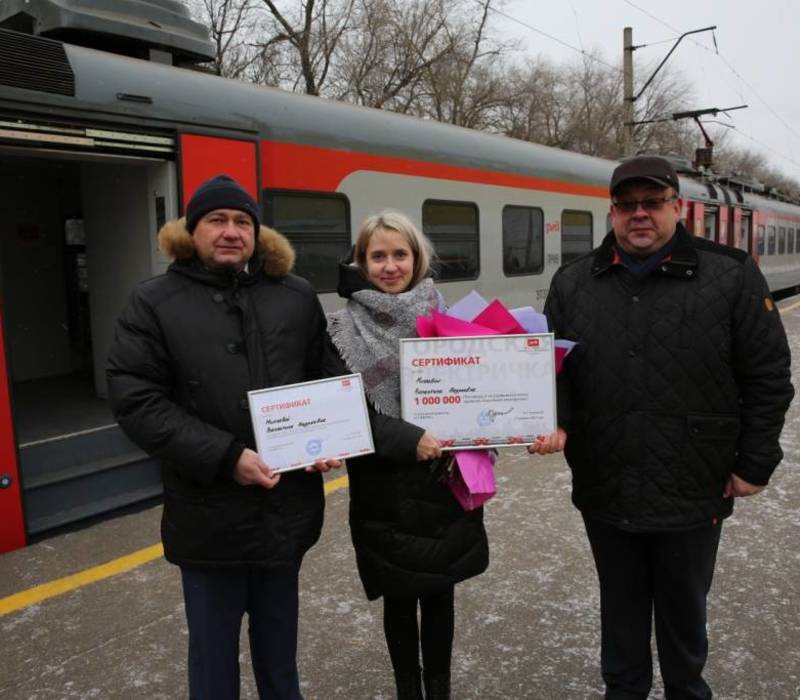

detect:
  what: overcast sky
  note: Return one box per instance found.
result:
[495,0,800,183]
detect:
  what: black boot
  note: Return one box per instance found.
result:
[423,672,450,700]
[394,668,423,700]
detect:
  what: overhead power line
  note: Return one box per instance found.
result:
[622,0,800,146]
[481,2,624,75]
[481,1,800,177]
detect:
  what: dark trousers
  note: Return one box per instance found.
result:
[180,565,302,700]
[383,587,455,676]
[583,518,723,700]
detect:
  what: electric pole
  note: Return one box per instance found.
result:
[623,27,634,157]
[622,25,716,159]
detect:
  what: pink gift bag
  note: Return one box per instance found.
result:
[446,450,497,511]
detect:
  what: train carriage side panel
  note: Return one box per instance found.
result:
[258,139,609,310]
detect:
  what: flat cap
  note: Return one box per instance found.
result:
[610,156,680,195]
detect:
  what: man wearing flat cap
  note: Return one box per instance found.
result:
[537,156,793,698]
[107,174,339,699]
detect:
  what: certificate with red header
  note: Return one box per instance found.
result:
[399,334,556,449]
[248,374,374,472]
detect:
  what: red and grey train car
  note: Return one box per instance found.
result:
[0,0,798,552]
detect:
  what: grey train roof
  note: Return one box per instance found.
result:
[56,42,615,192]
[7,38,789,212]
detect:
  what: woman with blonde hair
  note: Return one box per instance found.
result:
[327,211,489,700]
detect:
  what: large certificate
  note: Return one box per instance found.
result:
[248,374,374,472]
[399,334,556,449]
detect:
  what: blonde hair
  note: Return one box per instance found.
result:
[354,211,435,289]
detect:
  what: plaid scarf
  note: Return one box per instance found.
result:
[327,278,442,417]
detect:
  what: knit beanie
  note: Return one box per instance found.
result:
[185,175,261,233]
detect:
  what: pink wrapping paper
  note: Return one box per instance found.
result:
[416,294,574,510]
[472,299,527,335]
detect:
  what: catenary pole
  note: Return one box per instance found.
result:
[623,27,634,157]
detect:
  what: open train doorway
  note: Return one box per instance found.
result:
[0,150,175,537]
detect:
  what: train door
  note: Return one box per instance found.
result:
[734,209,753,254]
[0,118,178,552]
[687,201,704,236]
[717,207,730,246]
[178,133,259,207]
[703,206,718,241]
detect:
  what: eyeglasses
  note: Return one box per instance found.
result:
[612,196,678,214]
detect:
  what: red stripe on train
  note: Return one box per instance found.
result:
[261,141,608,198]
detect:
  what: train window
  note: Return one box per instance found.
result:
[703,208,717,240]
[502,206,544,276]
[561,210,593,264]
[767,226,776,255]
[739,212,752,252]
[757,225,765,255]
[263,191,350,292]
[789,229,796,254]
[422,200,479,281]
[778,227,786,254]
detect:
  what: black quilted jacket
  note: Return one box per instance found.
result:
[546,225,793,531]
[107,222,328,567]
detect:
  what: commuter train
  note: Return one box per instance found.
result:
[1,1,799,552]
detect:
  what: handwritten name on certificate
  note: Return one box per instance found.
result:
[399,334,556,449]
[248,374,374,472]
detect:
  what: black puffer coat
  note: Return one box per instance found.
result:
[106,219,327,568]
[328,264,489,600]
[546,225,793,531]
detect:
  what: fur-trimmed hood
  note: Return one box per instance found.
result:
[157,217,295,278]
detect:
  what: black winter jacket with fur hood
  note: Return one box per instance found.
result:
[107,219,328,567]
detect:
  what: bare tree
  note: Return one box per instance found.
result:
[714,137,800,197]
[498,59,571,147]
[417,0,510,129]
[189,0,259,78]
[255,0,356,95]
[560,52,623,157]
[630,62,696,158]
[497,51,697,161]
[333,0,455,111]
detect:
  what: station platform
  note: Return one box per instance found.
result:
[2,299,800,699]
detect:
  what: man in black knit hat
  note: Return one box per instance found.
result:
[537,156,793,698]
[107,174,339,699]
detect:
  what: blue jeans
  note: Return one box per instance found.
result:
[180,565,302,700]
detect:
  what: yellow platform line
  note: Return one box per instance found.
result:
[0,474,350,617]
[0,543,164,616]
[324,474,349,495]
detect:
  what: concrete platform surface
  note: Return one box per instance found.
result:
[2,300,800,699]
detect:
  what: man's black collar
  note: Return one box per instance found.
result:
[170,254,263,288]
[591,223,697,280]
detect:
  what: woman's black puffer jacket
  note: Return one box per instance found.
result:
[328,263,489,600]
